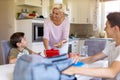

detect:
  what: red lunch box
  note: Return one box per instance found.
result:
[45,49,59,58]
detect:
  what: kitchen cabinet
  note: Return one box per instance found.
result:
[69,39,80,53]
[33,0,42,7]
[79,39,85,53]
[16,0,42,7]
[79,39,85,47]
[72,40,80,53]
[32,42,45,56]
[70,0,91,24]
[42,0,50,18]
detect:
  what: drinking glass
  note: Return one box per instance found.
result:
[80,45,88,57]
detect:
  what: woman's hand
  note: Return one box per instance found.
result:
[72,55,81,63]
[68,53,88,63]
[54,42,63,48]
[54,40,67,48]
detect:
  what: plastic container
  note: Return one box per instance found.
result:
[45,49,59,58]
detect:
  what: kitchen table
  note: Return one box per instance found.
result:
[0,64,15,80]
[76,60,108,80]
[0,60,107,80]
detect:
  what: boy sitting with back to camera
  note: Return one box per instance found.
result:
[8,32,37,64]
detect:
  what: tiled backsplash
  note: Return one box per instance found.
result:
[70,24,94,38]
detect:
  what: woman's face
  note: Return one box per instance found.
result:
[52,8,63,21]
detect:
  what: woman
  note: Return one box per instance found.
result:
[43,4,70,54]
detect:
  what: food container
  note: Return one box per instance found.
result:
[45,49,59,58]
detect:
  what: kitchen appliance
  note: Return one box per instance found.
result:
[68,44,72,53]
[45,49,59,58]
[32,22,44,42]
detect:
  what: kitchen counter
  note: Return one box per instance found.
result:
[16,18,44,20]
[68,38,80,46]
[69,37,80,42]
[16,19,44,23]
[0,64,15,80]
[68,37,113,54]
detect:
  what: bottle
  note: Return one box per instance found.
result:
[74,32,77,38]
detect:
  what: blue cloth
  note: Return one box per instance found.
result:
[72,61,85,67]
[14,54,75,80]
[49,54,75,80]
[49,54,73,71]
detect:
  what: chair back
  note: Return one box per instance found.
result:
[0,40,12,64]
[84,39,107,56]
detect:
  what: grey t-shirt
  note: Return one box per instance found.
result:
[103,42,120,80]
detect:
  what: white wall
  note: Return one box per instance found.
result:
[0,0,16,64]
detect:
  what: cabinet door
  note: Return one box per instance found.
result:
[71,40,80,53]
[79,40,85,47]
[79,0,90,23]
[32,0,42,7]
[16,0,31,5]
[70,0,90,24]
[16,0,42,7]
[70,0,79,23]
[42,0,50,18]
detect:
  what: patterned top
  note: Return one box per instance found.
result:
[9,47,32,59]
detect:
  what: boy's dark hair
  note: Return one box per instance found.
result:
[10,32,25,48]
[107,12,120,29]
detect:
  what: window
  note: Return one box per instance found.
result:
[102,0,120,29]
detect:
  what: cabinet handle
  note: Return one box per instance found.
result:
[40,0,42,5]
[86,18,88,23]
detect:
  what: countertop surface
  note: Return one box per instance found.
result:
[68,37,114,45]
[16,18,44,20]
[69,37,80,42]
[69,37,113,41]
[0,64,15,80]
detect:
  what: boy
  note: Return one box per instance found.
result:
[63,12,120,80]
[8,32,36,64]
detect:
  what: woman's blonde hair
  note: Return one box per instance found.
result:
[50,4,66,14]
